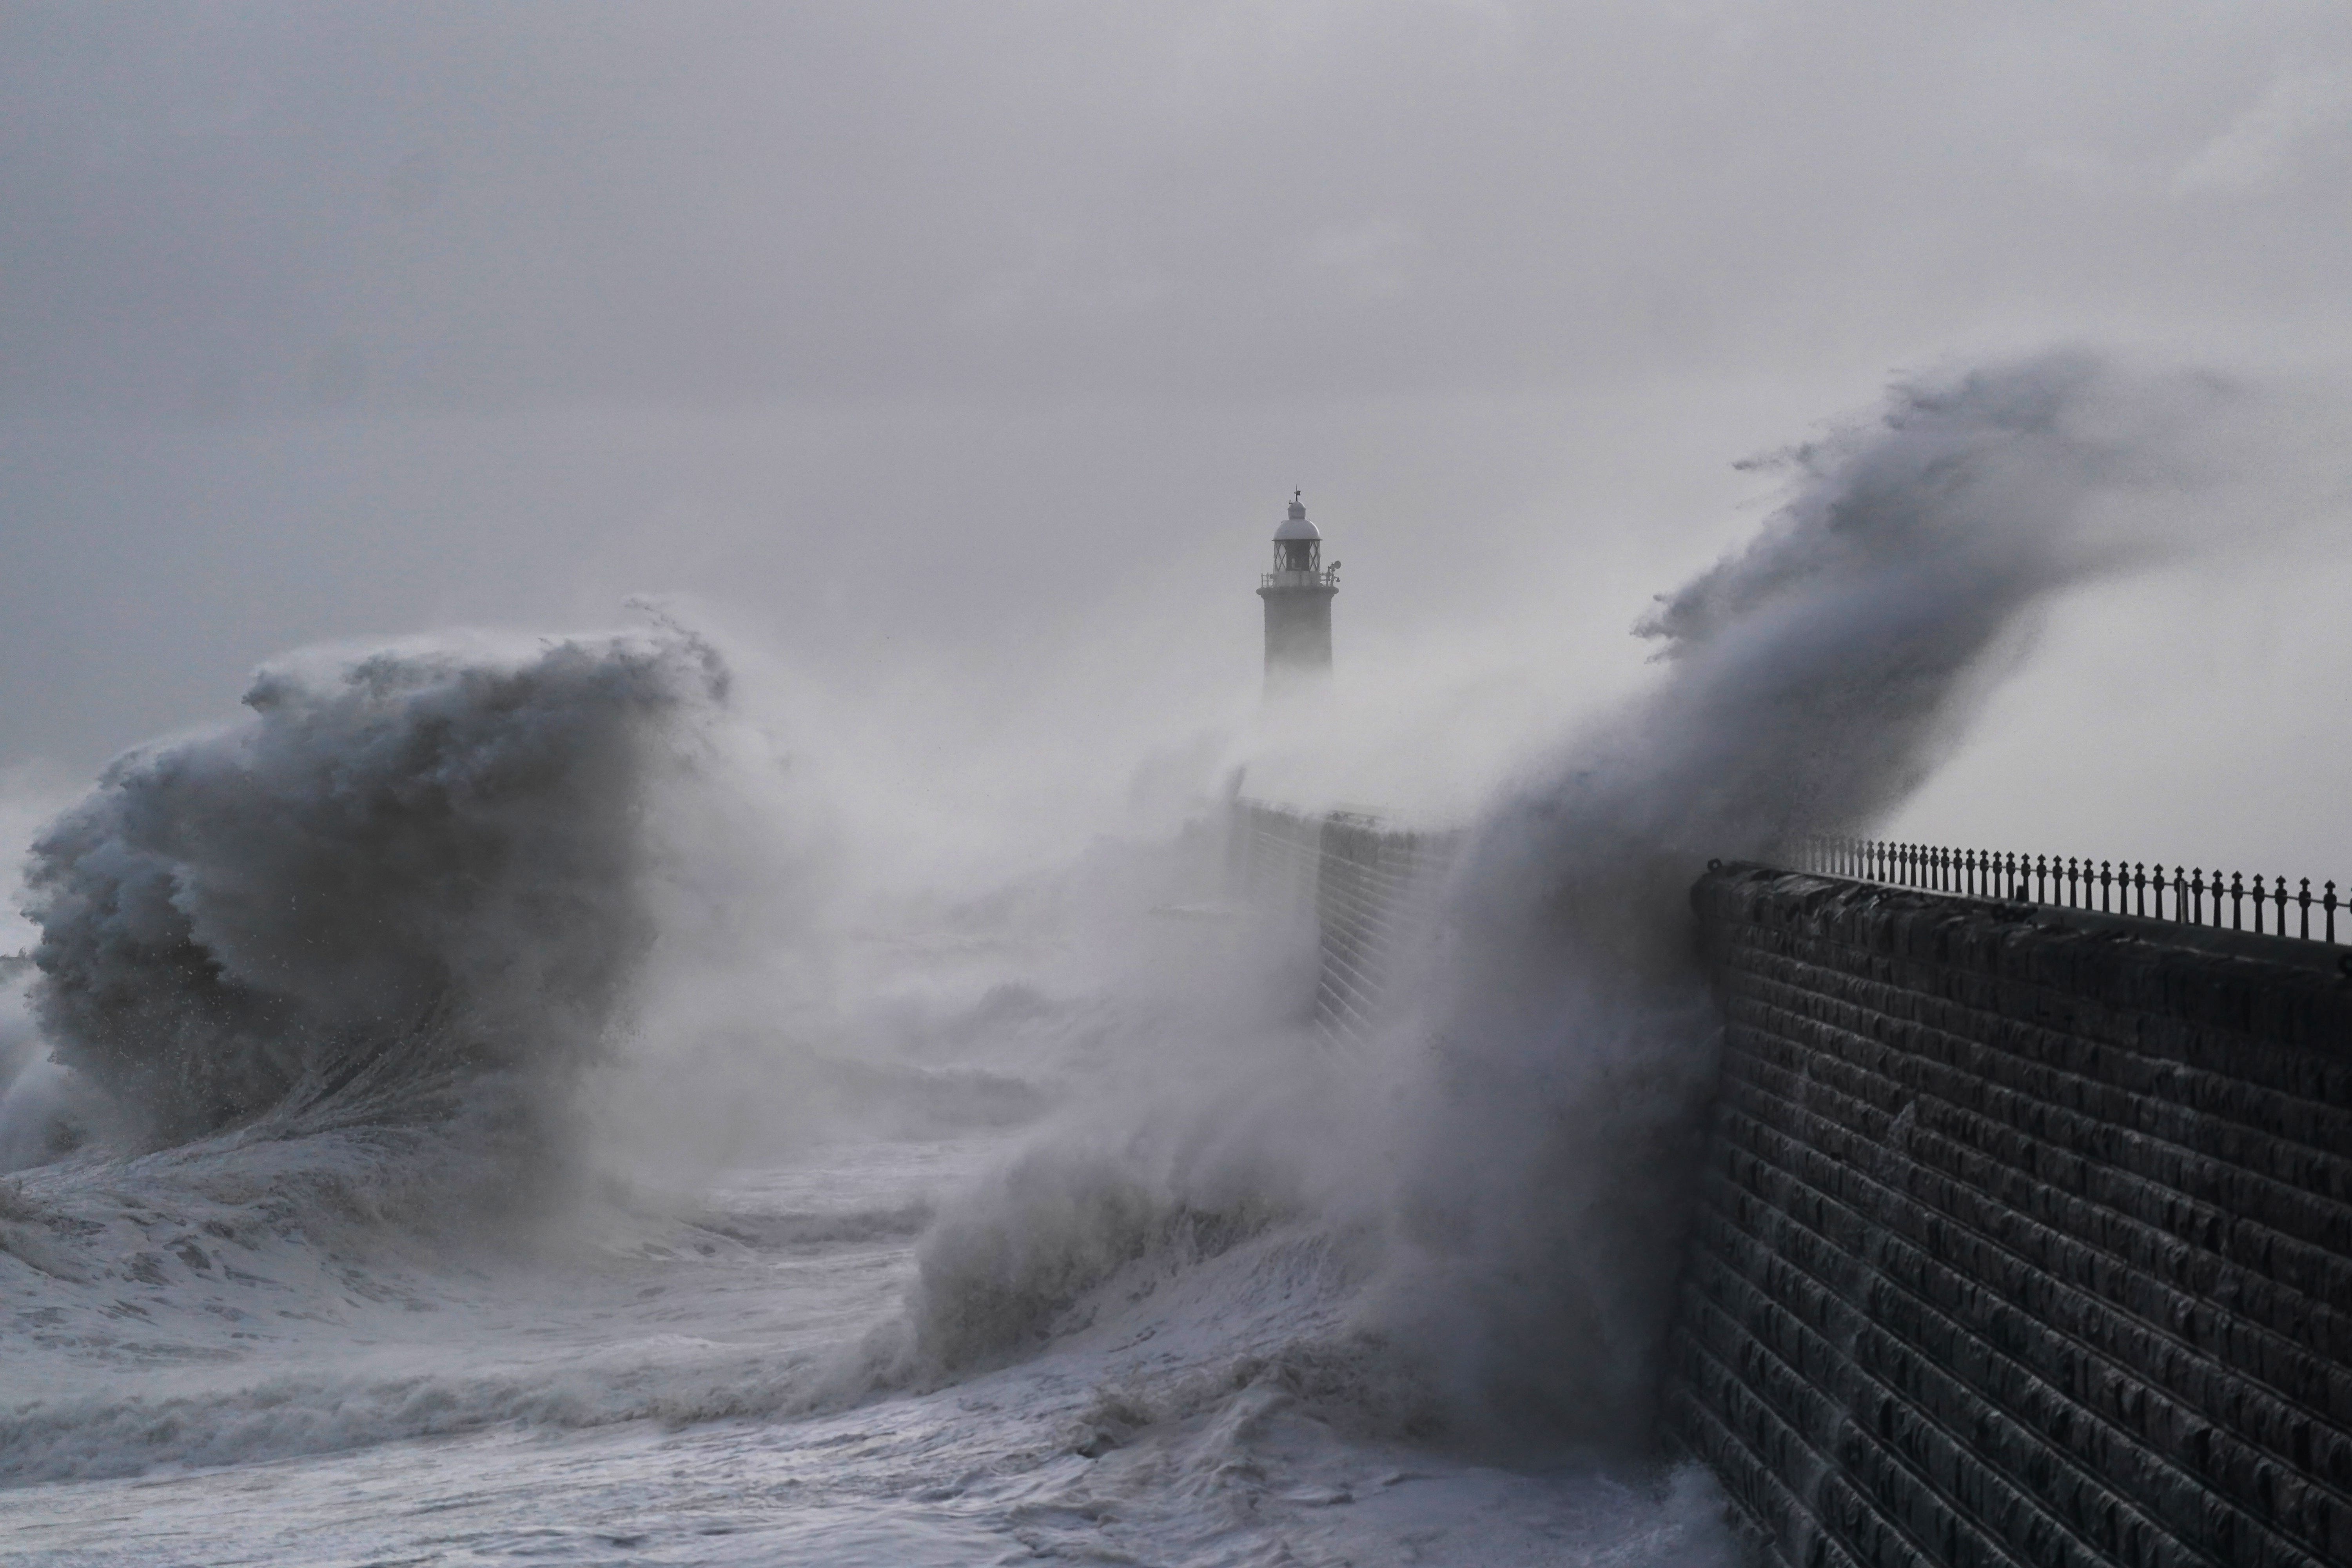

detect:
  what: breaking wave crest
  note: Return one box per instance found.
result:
[14,629,728,1161]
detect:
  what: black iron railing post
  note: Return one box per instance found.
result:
[1785,837,2345,947]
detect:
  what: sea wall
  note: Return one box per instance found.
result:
[1226,800,1459,1047]
[1669,863,2352,1568]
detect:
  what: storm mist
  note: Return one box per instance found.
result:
[5,6,2352,1565]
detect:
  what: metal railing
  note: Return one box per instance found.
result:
[1795,835,2348,947]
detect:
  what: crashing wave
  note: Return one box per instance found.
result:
[19,630,727,1155]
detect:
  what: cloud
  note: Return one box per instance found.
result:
[2174,62,2352,194]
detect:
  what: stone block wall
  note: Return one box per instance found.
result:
[1670,864,2352,1568]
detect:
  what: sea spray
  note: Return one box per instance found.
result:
[900,350,2263,1465]
[1374,348,2248,1446]
[19,629,727,1154]
[0,353,2301,1562]
[0,626,823,1487]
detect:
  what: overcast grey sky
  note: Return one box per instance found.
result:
[4,1,2349,871]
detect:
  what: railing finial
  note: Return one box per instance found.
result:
[1783,837,2345,949]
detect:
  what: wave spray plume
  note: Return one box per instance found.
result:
[21,630,728,1156]
[1368,349,2251,1447]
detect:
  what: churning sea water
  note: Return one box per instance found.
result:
[0,631,1729,1565]
[2,1031,1731,1567]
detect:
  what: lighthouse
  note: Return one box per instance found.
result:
[1257,492,1338,690]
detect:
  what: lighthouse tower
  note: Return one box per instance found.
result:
[1257,492,1338,690]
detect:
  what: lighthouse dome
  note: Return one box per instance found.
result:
[1273,497,1320,542]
